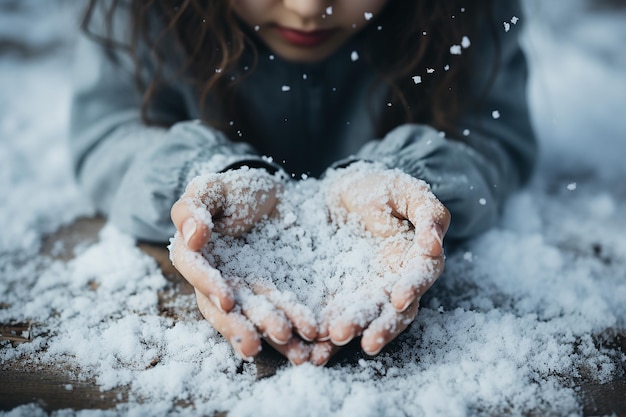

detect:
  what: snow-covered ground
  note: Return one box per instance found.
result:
[1,1,625,416]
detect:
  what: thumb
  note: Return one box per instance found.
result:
[171,177,226,251]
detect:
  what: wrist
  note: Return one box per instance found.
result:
[219,159,282,176]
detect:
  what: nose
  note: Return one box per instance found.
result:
[282,0,328,20]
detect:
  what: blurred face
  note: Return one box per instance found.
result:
[231,0,390,63]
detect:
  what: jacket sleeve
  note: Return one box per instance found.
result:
[352,1,537,239]
[69,4,267,243]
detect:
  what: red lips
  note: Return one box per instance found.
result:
[274,26,337,47]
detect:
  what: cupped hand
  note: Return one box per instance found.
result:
[317,164,450,360]
[193,286,315,364]
[170,167,282,312]
[169,167,317,363]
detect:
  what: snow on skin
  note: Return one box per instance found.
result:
[189,163,436,324]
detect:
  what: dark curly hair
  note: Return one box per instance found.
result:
[82,0,497,141]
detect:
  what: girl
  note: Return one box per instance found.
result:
[72,0,536,365]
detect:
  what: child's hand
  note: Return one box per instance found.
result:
[192,286,315,364]
[170,168,282,311]
[170,168,317,362]
[318,165,450,359]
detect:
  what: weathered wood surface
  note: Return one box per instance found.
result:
[1,217,625,416]
[0,217,290,415]
[0,365,127,412]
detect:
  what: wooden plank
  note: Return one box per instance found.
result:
[40,216,104,261]
[0,366,126,412]
[0,322,31,343]
[580,378,626,417]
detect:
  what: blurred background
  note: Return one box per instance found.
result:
[522,0,626,175]
[1,0,625,247]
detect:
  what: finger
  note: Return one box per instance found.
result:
[170,232,235,312]
[317,322,330,342]
[361,300,420,356]
[265,337,312,366]
[389,177,451,257]
[310,341,342,366]
[327,292,385,346]
[262,289,318,342]
[317,297,343,342]
[317,300,344,344]
[171,199,213,251]
[171,179,226,251]
[238,288,293,346]
[316,294,360,342]
[390,253,444,312]
[411,204,450,258]
[195,289,261,361]
[414,222,447,257]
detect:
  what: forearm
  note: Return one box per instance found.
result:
[353,125,506,238]
[73,117,272,242]
[351,1,536,239]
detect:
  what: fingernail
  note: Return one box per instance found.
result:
[317,323,329,341]
[331,331,354,347]
[268,333,290,345]
[396,299,412,313]
[332,338,352,347]
[313,357,330,367]
[182,218,197,246]
[365,345,384,356]
[300,332,315,343]
[362,336,385,356]
[209,294,224,313]
[431,224,443,247]
[231,337,255,362]
[296,324,317,342]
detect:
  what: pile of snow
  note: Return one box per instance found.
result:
[1,1,625,416]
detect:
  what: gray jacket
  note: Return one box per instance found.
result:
[70,2,536,243]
